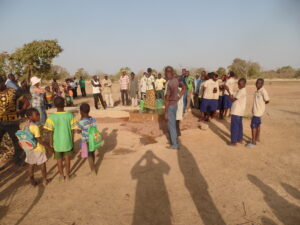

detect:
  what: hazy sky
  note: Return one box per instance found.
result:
[0,0,299,74]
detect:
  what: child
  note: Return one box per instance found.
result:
[226,78,247,146]
[200,72,219,121]
[45,86,54,109]
[77,103,97,174]
[24,108,50,186]
[247,79,270,147]
[223,71,236,117]
[44,96,77,181]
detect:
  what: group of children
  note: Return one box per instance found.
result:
[20,97,99,186]
[198,71,270,146]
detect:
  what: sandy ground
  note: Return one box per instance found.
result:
[0,80,300,225]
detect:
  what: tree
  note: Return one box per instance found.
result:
[294,69,300,78]
[0,52,10,76]
[216,67,226,76]
[12,40,63,81]
[228,58,261,78]
[74,68,89,79]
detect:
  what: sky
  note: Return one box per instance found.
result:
[0,0,299,75]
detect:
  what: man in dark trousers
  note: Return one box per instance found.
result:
[91,76,106,109]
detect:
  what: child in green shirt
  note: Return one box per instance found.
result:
[44,96,77,181]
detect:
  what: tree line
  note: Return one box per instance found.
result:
[1,40,299,82]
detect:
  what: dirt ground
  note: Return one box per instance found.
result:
[0,80,300,225]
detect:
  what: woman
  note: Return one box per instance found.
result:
[129,72,138,107]
[144,68,156,109]
[30,76,47,125]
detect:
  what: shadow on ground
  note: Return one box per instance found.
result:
[131,150,172,225]
[248,174,300,225]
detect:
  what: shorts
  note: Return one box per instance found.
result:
[200,99,218,113]
[223,95,232,109]
[54,150,73,160]
[25,150,47,165]
[251,116,261,129]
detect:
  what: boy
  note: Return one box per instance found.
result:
[226,78,247,146]
[77,103,97,174]
[223,71,236,117]
[247,79,270,147]
[25,108,50,186]
[44,96,77,181]
[200,72,219,121]
[45,86,54,109]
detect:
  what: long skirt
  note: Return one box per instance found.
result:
[144,89,156,109]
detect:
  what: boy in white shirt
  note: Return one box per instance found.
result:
[200,72,219,121]
[226,78,247,146]
[247,79,270,147]
[224,71,236,117]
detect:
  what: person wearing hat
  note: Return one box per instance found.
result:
[0,75,30,165]
[30,76,47,125]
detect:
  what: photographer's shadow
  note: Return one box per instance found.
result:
[131,150,172,225]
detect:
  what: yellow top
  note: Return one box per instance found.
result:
[29,124,46,152]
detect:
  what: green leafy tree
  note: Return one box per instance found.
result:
[12,40,63,81]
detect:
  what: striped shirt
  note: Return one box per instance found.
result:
[119,75,130,90]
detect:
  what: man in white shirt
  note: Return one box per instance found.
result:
[227,78,247,146]
[91,76,106,109]
[102,75,114,108]
[247,78,270,147]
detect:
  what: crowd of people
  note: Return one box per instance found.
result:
[0,66,270,186]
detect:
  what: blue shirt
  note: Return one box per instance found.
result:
[5,79,19,90]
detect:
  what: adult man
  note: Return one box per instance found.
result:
[0,75,30,165]
[155,73,166,99]
[140,72,147,100]
[79,76,86,97]
[102,75,114,108]
[91,76,106,109]
[164,66,185,150]
[119,70,130,106]
[5,73,19,90]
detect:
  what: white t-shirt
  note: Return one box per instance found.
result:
[231,87,247,116]
[140,76,147,93]
[91,80,100,94]
[224,77,236,95]
[252,87,270,117]
[203,79,219,100]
